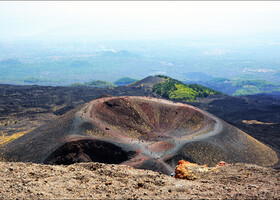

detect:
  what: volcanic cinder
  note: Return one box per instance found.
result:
[1,96,278,174]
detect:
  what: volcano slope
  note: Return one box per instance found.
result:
[0,96,278,174]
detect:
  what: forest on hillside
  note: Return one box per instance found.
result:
[153,75,223,101]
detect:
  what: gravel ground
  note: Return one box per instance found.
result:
[0,161,279,199]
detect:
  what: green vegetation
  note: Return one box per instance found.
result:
[153,76,223,101]
[114,77,138,86]
[232,79,275,88]
[199,77,280,96]
[231,79,279,96]
[155,75,170,79]
[70,80,116,88]
[8,138,16,142]
[233,88,263,96]
[211,77,230,83]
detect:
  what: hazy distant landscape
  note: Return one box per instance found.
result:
[1,37,280,96]
[1,1,280,96]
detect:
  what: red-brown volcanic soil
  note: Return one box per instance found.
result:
[0,96,278,174]
[148,141,175,152]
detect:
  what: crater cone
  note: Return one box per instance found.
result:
[0,96,278,174]
[90,96,216,141]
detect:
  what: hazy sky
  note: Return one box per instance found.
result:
[1,1,280,40]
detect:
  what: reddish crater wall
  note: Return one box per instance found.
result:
[88,96,216,142]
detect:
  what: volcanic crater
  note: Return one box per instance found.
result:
[1,96,278,174]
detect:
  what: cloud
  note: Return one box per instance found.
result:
[1,1,280,39]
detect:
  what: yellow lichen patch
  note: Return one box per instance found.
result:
[242,120,276,125]
[51,104,64,112]
[108,124,143,139]
[0,130,30,146]
[153,109,160,126]
[85,128,112,138]
[123,127,144,139]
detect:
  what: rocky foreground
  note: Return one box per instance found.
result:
[0,161,279,199]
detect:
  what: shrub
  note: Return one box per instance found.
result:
[153,76,223,101]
